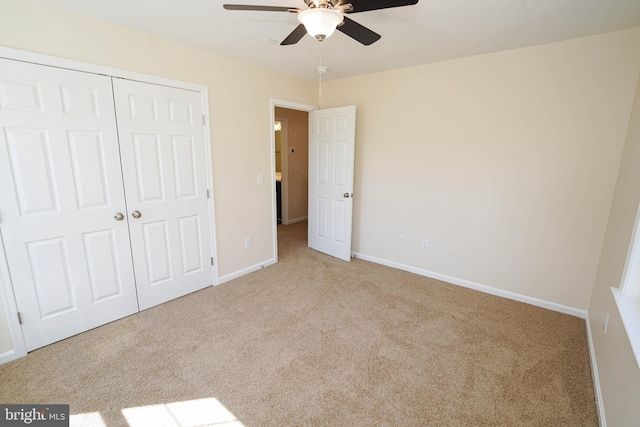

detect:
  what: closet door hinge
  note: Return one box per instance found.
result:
[211,257,214,266]
[17,312,22,325]
[207,189,210,199]
[202,114,206,126]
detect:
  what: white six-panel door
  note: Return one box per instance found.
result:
[112,79,213,310]
[0,59,139,351]
[309,106,356,262]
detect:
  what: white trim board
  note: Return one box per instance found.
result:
[0,231,27,364]
[586,316,607,427]
[611,288,640,369]
[218,258,277,285]
[201,86,220,286]
[352,252,588,319]
[0,349,20,365]
[0,46,205,93]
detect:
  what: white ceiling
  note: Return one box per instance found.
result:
[34,0,640,81]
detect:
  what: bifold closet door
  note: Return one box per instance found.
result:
[112,79,213,310]
[0,59,139,351]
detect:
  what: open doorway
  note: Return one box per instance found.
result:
[275,108,309,225]
[270,99,316,262]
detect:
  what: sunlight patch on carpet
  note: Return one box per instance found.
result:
[70,412,107,427]
[121,397,244,427]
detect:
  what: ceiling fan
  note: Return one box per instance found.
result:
[223,0,419,46]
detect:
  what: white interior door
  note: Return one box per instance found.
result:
[308,106,356,262]
[113,79,213,310]
[0,59,139,351]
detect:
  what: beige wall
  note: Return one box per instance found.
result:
[0,0,315,354]
[588,73,640,425]
[275,107,309,222]
[321,28,640,310]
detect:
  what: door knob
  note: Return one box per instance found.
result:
[343,193,352,198]
[131,210,142,218]
[114,212,125,221]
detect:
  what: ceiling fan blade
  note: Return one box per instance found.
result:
[341,0,418,14]
[281,24,308,45]
[223,4,297,12]
[337,16,381,45]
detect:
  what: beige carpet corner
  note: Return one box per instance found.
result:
[0,221,598,426]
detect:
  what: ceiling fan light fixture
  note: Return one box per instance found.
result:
[298,8,344,41]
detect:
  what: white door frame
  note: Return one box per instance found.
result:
[269,99,317,262]
[0,46,219,365]
[0,232,25,362]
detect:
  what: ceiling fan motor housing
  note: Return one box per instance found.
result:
[298,7,344,41]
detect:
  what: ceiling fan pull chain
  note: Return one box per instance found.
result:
[318,43,323,105]
[316,44,330,107]
[317,64,328,108]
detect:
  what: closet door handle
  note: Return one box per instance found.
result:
[131,210,142,219]
[114,212,125,221]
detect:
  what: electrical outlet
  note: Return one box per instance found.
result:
[294,200,298,208]
[244,237,252,248]
[422,239,429,250]
[603,312,610,334]
[398,234,404,244]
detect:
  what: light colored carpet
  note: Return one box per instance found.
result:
[0,221,598,426]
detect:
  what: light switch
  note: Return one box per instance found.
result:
[257,173,264,185]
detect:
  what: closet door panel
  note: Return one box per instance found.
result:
[0,59,139,351]
[113,79,213,310]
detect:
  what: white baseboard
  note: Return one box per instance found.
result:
[218,258,277,285]
[586,317,606,427]
[283,216,308,225]
[0,348,21,366]
[351,252,588,319]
